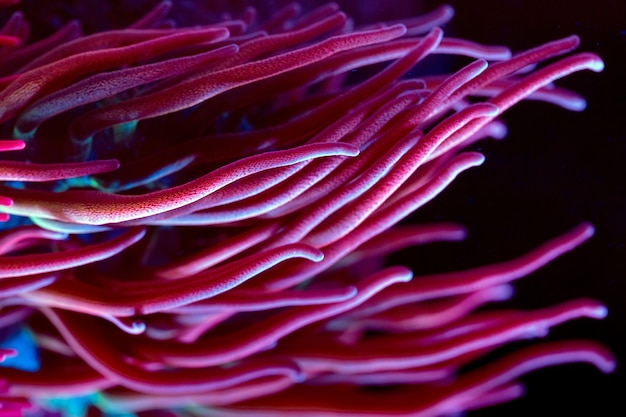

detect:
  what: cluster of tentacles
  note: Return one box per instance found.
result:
[0,1,614,416]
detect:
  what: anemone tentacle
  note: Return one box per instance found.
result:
[0,2,611,416]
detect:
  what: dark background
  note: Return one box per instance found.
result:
[395,1,625,416]
[3,0,625,415]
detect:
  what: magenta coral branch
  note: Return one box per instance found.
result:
[15,44,240,135]
[43,308,304,396]
[347,223,467,261]
[274,299,607,375]
[0,159,119,181]
[0,11,24,39]
[0,227,144,278]
[444,35,581,106]
[221,342,612,417]
[0,142,358,224]
[392,4,454,36]
[0,27,232,122]
[166,128,418,226]
[128,0,173,30]
[20,27,228,72]
[155,221,281,279]
[304,102,496,247]
[290,3,339,30]
[434,37,510,60]
[69,24,408,139]
[0,140,24,152]
[260,152,486,291]
[168,286,359,314]
[0,21,81,76]
[341,222,595,320]
[91,30,442,194]
[3,356,113,397]
[347,285,514,333]
[272,105,493,248]
[254,3,298,33]
[211,12,347,70]
[0,35,19,47]
[136,267,412,367]
[100,376,296,411]
[26,243,324,316]
[0,273,57,298]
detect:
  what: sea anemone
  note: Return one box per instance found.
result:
[0,1,614,416]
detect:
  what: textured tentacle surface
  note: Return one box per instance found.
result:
[0,2,611,417]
